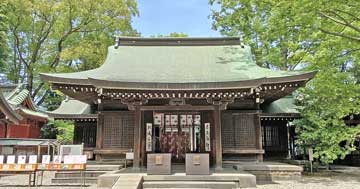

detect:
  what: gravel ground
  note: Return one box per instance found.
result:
[257,172,360,189]
[1,171,360,188]
[0,171,96,188]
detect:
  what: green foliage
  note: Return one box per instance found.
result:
[40,122,58,139]
[294,71,360,164]
[209,0,314,70]
[2,0,139,107]
[0,2,8,72]
[210,0,360,164]
[50,120,74,145]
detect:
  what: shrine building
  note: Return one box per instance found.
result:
[41,37,316,169]
[0,85,48,138]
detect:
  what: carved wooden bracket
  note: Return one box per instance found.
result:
[169,98,186,106]
[206,97,235,110]
[121,98,148,110]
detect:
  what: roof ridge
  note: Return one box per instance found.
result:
[114,36,242,47]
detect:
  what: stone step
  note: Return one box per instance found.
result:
[142,181,238,189]
[51,177,98,184]
[55,170,107,178]
[85,164,122,171]
[111,175,143,189]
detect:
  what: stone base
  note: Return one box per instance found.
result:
[97,168,256,189]
[233,162,303,182]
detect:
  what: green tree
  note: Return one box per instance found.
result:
[209,0,314,70]
[3,0,138,105]
[0,2,8,73]
[48,120,74,145]
[210,0,360,164]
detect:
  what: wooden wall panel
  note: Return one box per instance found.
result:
[221,113,257,149]
[74,121,97,147]
[102,112,134,149]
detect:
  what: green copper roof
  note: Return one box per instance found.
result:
[0,90,22,123]
[40,37,315,88]
[1,84,48,121]
[20,108,48,119]
[49,98,92,115]
[264,96,300,114]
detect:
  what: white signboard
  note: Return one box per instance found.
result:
[308,148,314,161]
[64,155,87,164]
[126,152,134,160]
[17,155,26,164]
[0,155,4,164]
[187,115,193,125]
[180,115,187,126]
[42,155,50,164]
[146,123,153,152]
[29,155,37,164]
[170,115,178,125]
[53,155,62,163]
[153,113,163,125]
[194,115,201,125]
[60,144,83,158]
[6,155,15,164]
[204,123,211,152]
[165,115,171,126]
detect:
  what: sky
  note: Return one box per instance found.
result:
[132,0,221,37]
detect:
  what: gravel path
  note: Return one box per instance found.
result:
[0,171,96,188]
[257,172,360,189]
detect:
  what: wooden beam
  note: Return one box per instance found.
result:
[139,105,215,111]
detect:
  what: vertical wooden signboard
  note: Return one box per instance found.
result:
[146,123,153,152]
[205,123,211,152]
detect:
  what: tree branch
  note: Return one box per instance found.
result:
[319,11,360,34]
[333,9,360,22]
[319,28,360,42]
[36,89,49,106]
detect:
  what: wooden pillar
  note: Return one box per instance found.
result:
[213,104,223,170]
[95,113,103,161]
[95,103,104,161]
[254,88,263,162]
[255,114,263,162]
[132,105,142,170]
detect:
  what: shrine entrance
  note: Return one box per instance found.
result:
[145,111,211,163]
